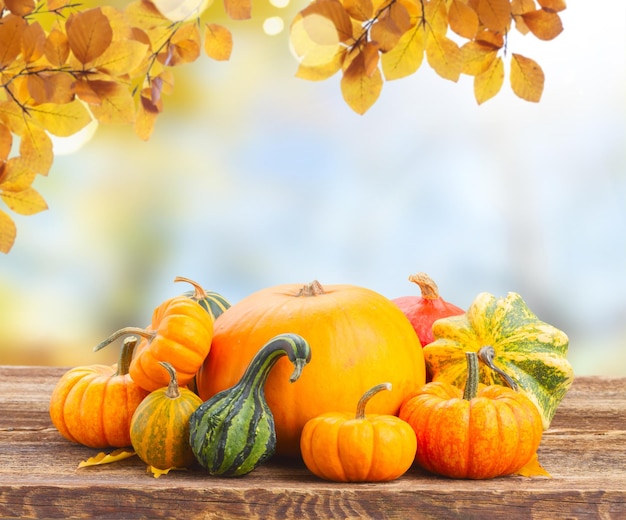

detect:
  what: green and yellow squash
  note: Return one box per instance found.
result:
[189,333,311,477]
[174,276,231,321]
[423,291,573,429]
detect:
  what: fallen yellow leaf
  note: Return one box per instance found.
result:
[77,448,136,469]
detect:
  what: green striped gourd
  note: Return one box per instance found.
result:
[189,333,311,477]
[130,361,203,470]
[174,276,231,321]
[423,291,574,429]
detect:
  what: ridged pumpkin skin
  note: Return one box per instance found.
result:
[300,383,417,482]
[49,338,149,448]
[399,374,543,479]
[196,281,426,457]
[190,334,311,476]
[128,296,214,392]
[423,291,574,430]
[130,362,203,470]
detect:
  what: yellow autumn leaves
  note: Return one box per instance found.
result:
[289,0,566,113]
[0,0,233,253]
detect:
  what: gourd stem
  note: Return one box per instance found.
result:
[355,383,392,420]
[408,272,440,300]
[174,276,208,300]
[462,352,480,401]
[240,334,311,394]
[93,327,157,352]
[115,337,138,376]
[159,361,181,399]
[297,280,326,297]
[477,346,519,391]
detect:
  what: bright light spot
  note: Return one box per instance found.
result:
[50,119,99,156]
[263,17,285,36]
[153,0,213,22]
[269,0,290,8]
[290,14,341,67]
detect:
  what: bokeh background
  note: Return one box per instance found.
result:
[1,1,625,375]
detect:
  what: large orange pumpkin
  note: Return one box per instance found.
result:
[195,280,426,457]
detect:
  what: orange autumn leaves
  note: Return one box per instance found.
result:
[0,0,233,253]
[290,0,566,113]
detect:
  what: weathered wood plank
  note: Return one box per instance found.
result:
[0,367,625,519]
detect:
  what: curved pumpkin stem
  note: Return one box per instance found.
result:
[408,272,440,300]
[174,276,208,300]
[297,280,325,297]
[93,327,157,352]
[355,382,392,420]
[159,361,181,399]
[463,352,480,401]
[477,346,519,391]
[115,337,138,377]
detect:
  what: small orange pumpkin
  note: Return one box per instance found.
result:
[196,280,425,457]
[300,383,417,482]
[399,351,543,479]
[95,282,214,392]
[49,337,150,448]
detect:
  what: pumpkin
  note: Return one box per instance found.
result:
[392,272,465,347]
[399,351,543,479]
[49,337,149,448]
[423,291,573,429]
[300,382,417,482]
[130,361,203,470]
[95,291,214,392]
[189,333,311,476]
[195,280,425,457]
[174,276,231,320]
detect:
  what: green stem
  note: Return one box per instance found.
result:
[93,327,156,352]
[355,382,391,420]
[462,351,480,401]
[115,336,138,376]
[477,345,518,391]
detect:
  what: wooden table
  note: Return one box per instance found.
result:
[0,366,624,519]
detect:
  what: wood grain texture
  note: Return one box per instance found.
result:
[0,367,624,519]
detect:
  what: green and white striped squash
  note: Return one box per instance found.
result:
[189,333,311,477]
[423,291,574,430]
[130,361,203,470]
[174,275,231,321]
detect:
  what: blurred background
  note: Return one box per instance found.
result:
[1,1,624,375]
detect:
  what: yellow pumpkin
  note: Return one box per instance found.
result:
[196,280,425,457]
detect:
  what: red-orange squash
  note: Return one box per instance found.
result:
[49,337,150,448]
[399,351,543,479]
[195,280,425,457]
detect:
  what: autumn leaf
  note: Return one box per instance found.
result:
[125,0,170,30]
[27,72,76,105]
[159,22,201,66]
[0,209,17,254]
[522,9,563,41]
[476,0,512,33]
[135,93,160,140]
[426,31,462,82]
[381,25,425,81]
[537,0,566,12]
[5,0,36,16]
[369,1,412,53]
[295,49,345,81]
[449,0,479,39]
[86,80,136,125]
[91,39,150,76]
[510,52,544,102]
[66,8,114,65]
[0,157,36,192]
[19,125,53,176]
[147,465,186,478]
[204,23,233,61]
[31,99,93,137]
[1,187,48,215]
[0,125,11,161]
[461,40,498,76]
[290,10,346,69]
[474,55,504,104]
[224,0,252,21]
[513,452,553,478]
[77,448,136,468]
[340,50,383,114]
[20,21,46,63]
[44,28,70,68]
[0,14,27,67]
[343,0,373,22]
